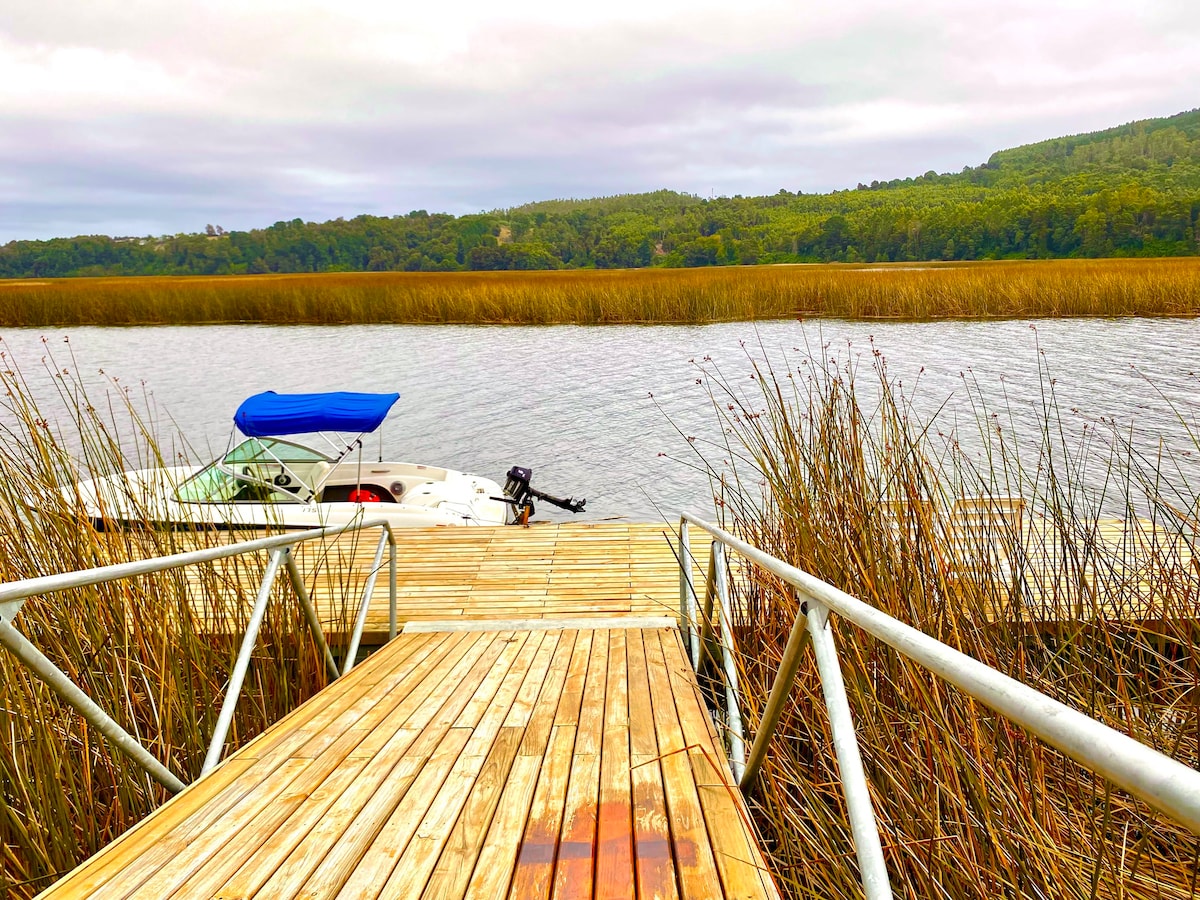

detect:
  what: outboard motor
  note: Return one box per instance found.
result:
[503,466,586,524]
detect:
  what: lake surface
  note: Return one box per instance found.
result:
[1,319,1196,522]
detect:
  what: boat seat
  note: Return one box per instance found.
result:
[308,461,332,489]
[401,482,444,507]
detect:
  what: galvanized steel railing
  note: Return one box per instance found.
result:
[0,518,397,794]
[677,512,1200,900]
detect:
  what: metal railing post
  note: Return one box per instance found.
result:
[388,535,397,641]
[806,600,892,900]
[202,548,285,775]
[696,541,718,673]
[283,549,340,681]
[713,541,746,781]
[741,588,811,789]
[0,617,188,794]
[343,528,388,675]
[679,519,698,662]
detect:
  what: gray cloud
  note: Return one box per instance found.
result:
[2,0,1198,241]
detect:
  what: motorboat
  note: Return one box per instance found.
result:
[70,390,585,530]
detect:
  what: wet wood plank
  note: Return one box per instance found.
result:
[549,630,607,899]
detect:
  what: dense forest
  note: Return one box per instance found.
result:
[3,109,1198,278]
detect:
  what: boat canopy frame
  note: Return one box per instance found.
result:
[215,436,336,504]
[210,390,403,503]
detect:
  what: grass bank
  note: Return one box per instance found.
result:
[0,348,364,898]
[0,258,1197,326]
[691,346,1200,897]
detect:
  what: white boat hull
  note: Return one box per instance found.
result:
[69,463,511,530]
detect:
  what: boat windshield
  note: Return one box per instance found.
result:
[174,437,334,504]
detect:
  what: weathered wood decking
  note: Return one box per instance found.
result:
[41,524,779,899]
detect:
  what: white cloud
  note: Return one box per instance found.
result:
[0,39,204,116]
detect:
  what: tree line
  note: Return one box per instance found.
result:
[2,109,1197,278]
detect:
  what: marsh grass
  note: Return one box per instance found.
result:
[688,344,1200,897]
[0,345,357,898]
[0,259,1197,327]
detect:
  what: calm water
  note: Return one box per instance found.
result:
[2,319,1197,521]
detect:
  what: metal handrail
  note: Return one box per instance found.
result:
[0,517,397,792]
[678,512,1200,900]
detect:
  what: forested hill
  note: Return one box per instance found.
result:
[3,108,1198,277]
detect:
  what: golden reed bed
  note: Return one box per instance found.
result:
[1,258,1197,326]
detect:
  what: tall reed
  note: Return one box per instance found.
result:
[0,258,1197,326]
[690,343,1199,898]
[0,344,355,898]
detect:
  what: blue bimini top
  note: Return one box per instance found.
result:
[233,391,400,437]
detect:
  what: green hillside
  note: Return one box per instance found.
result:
[3,109,1198,277]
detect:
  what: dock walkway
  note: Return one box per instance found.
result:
[40,524,779,899]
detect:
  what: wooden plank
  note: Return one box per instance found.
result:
[404,617,676,633]
[662,629,779,900]
[393,632,522,761]
[45,520,792,900]
[414,727,526,900]
[454,632,535,734]
[163,523,695,642]
[595,629,636,900]
[626,629,679,900]
[132,725,383,897]
[549,630,608,900]
[208,757,370,898]
[461,630,575,899]
[504,627,594,898]
[228,631,461,771]
[503,632,562,732]
[239,630,460,765]
[519,632,578,757]
[34,757,258,900]
[313,725,473,898]
[325,631,533,897]
[286,631,468,761]
[244,632,514,898]
[377,634,551,898]
[507,725,577,900]
[551,630,592,731]
[90,757,314,899]
[643,628,726,900]
[462,753,544,900]
[146,734,363,898]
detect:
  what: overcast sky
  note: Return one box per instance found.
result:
[2,0,1197,242]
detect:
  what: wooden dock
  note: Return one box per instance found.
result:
[39,514,1188,897]
[175,522,697,645]
[40,524,779,899]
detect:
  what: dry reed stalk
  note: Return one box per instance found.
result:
[0,259,1196,327]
